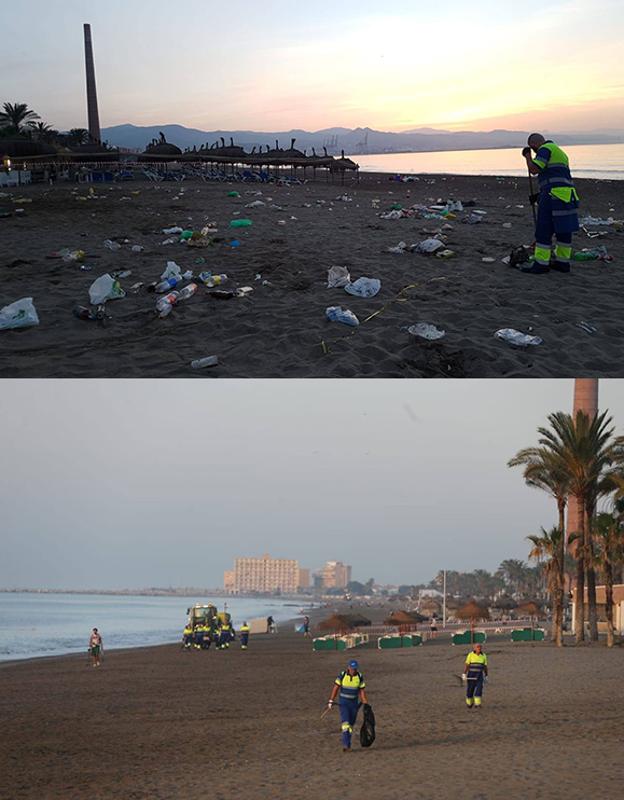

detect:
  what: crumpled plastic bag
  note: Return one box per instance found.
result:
[345,277,381,298]
[161,261,182,280]
[162,226,183,235]
[407,323,445,341]
[415,238,445,254]
[0,297,40,331]
[387,241,408,254]
[495,328,543,347]
[327,266,351,288]
[326,306,359,327]
[89,274,126,305]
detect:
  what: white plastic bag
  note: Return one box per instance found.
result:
[408,323,446,341]
[495,329,543,347]
[0,297,40,330]
[416,238,445,254]
[88,274,126,305]
[327,266,351,288]
[161,261,182,280]
[345,277,381,298]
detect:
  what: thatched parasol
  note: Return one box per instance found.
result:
[329,150,359,184]
[514,601,544,619]
[456,600,490,622]
[384,610,427,626]
[419,597,442,616]
[0,137,57,160]
[69,142,120,163]
[140,132,182,162]
[317,613,371,632]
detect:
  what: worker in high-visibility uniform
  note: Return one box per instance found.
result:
[327,660,369,751]
[239,622,250,650]
[192,624,203,650]
[522,133,580,274]
[218,620,233,650]
[182,623,193,650]
[463,643,488,709]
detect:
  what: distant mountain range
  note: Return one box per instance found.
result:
[102,123,624,155]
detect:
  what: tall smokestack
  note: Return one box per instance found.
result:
[83,23,101,143]
[566,379,599,539]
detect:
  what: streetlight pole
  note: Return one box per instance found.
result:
[442,569,447,629]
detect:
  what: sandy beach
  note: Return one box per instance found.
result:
[1,612,623,800]
[0,173,622,378]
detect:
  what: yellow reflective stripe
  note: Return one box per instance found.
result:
[550,187,579,203]
[533,158,546,169]
[555,244,572,260]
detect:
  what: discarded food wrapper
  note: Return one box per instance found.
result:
[327,266,351,288]
[236,287,254,297]
[407,323,445,341]
[89,274,126,305]
[495,328,543,347]
[326,306,359,327]
[0,297,39,331]
[131,245,144,253]
[60,248,85,263]
[246,200,265,208]
[345,278,381,298]
[191,356,219,369]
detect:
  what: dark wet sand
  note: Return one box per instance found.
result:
[1,624,623,800]
[1,173,623,377]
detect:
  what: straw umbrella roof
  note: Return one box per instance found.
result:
[317,613,371,632]
[0,137,57,158]
[329,150,359,172]
[514,601,544,618]
[384,610,427,626]
[456,600,490,622]
[143,132,182,157]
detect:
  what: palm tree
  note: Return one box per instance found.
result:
[0,102,40,134]
[496,559,527,596]
[593,510,624,647]
[67,128,90,146]
[527,527,565,645]
[508,448,572,646]
[30,122,56,143]
[536,410,624,642]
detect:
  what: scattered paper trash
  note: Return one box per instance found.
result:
[407,323,446,341]
[345,277,381,298]
[0,297,39,331]
[327,266,351,288]
[326,306,359,327]
[495,328,543,347]
[89,274,126,305]
[236,287,254,297]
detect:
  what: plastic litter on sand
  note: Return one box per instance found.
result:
[0,297,39,331]
[327,266,351,288]
[191,356,219,369]
[326,306,360,327]
[344,277,381,298]
[495,329,543,347]
[407,323,446,341]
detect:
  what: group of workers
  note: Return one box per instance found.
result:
[182,619,250,651]
[327,642,489,751]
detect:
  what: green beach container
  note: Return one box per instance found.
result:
[511,628,546,642]
[451,630,487,646]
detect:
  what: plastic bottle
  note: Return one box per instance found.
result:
[177,283,198,301]
[155,277,181,293]
[155,291,180,318]
[191,356,219,369]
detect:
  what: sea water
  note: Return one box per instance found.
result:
[353,143,624,181]
[0,592,301,662]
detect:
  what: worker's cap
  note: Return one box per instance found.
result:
[348,659,359,669]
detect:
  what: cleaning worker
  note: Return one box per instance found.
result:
[182,622,193,650]
[522,133,580,274]
[327,659,369,752]
[463,642,488,709]
[218,619,233,650]
[239,621,250,650]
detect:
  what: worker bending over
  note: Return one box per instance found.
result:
[522,133,580,274]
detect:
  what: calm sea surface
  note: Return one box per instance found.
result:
[0,593,301,662]
[352,143,624,181]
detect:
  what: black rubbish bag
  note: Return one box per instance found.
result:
[359,703,376,748]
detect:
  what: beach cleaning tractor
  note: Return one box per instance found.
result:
[185,604,231,649]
